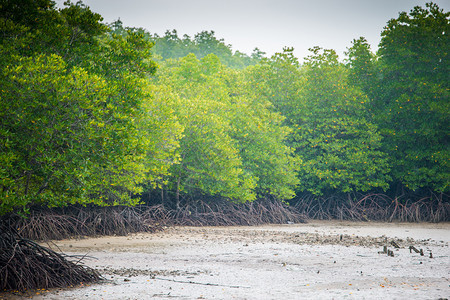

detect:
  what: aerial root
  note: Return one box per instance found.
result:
[0,229,101,292]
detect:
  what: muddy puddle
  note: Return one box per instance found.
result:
[2,220,449,299]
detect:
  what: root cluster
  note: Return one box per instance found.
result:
[8,206,159,241]
[0,193,447,293]
[294,192,449,222]
[146,199,305,226]
[0,229,100,292]
[4,199,304,241]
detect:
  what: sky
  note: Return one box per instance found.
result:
[55,0,449,60]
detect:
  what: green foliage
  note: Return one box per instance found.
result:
[151,53,299,204]
[0,0,179,214]
[154,54,255,203]
[245,47,302,118]
[231,70,300,199]
[1,55,129,212]
[374,2,449,192]
[345,37,378,99]
[248,47,391,195]
[87,29,157,79]
[0,0,107,67]
[139,28,262,69]
[1,0,447,216]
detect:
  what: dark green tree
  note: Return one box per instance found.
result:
[374,2,449,192]
[0,0,106,67]
[345,37,378,99]
[292,48,391,195]
[0,0,177,214]
[248,47,391,195]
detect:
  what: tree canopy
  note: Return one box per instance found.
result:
[0,1,448,215]
[373,2,449,192]
[0,0,179,214]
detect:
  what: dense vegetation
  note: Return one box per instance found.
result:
[0,1,448,219]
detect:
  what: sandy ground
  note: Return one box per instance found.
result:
[2,220,449,300]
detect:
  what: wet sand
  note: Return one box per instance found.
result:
[3,220,450,299]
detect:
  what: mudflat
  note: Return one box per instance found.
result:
[7,220,450,299]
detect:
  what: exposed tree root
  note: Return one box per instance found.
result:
[0,229,100,292]
[293,192,449,222]
[3,199,304,241]
[3,193,447,246]
[0,193,446,293]
[7,206,161,241]
[144,198,306,226]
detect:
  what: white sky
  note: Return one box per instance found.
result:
[55,0,449,60]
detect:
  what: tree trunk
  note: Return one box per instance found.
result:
[176,176,181,211]
[24,171,31,196]
[160,180,164,207]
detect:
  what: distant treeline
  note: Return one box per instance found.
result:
[0,1,448,217]
[109,19,265,69]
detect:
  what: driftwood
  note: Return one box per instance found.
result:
[409,245,424,256]
[390,241,400,248]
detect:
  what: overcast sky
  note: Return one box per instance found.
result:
[55,0,449,60]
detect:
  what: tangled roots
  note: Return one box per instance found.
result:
[0,229,100,292]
